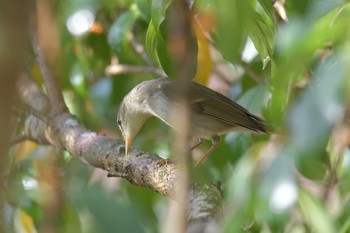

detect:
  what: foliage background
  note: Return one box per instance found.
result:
[3,0,350,232]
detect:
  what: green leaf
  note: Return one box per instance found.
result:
[147,0,198,78]
[257,0,277,24]
[148,0,176,75]
[298,191,335,233]
[268,4,349,128]
[237,84,269,114]
[247,11,275,66]
[145,19,160,65]
[107,10,139,54]
[151,0,172,30]
[213,0,252,63]
[77,184,145,233]
[289,54,346,160]
[339,216,350,233]
[156,29,175,76]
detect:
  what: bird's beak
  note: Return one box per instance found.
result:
[124,136,132,156]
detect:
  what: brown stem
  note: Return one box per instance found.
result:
[164,0,196,232]
[31,28,67,115]
[0,0,33,231]
[129,33,155,67]
[241,61,263,83]
[105,64,165,77]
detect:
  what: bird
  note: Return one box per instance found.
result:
[117,77,269,166]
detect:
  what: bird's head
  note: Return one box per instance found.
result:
[117,87,152,155]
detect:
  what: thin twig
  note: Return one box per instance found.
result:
[129,33,155,67]
[240,61,263,83]
[213,66,234,86]
[105,64,165,77]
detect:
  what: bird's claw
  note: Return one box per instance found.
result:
[155,159,171,167]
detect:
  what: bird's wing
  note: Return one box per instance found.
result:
[157,78,269,133]
[189,82,269,133]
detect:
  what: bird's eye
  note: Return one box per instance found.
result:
[117,120,122,129]
[117,119,123,132]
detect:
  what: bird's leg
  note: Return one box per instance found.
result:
[193,135,220,167]
[190,138,204,151]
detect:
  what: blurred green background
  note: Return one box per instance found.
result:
[4,0,350,232]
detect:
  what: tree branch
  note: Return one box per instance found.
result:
[129,33,155,67]
[105,64,165,77]
[16,73,222,231]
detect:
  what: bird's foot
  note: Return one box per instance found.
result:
[155,159,171,167]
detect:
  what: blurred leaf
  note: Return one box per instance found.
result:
[289,54,347,160]
[224,132,253,166]
[227,156,255,205]
[213,0,252,63]
[193,19,213,84]
[133,0,151,21]
[63,0,100,14]
[339,215,350,233]
[77,184,145,233]
[339,149,350,180]
[85,33,111,76]
[108,10,139,55]
[269,3,349,127]
[237,84,269,114]
[258,156,296,216]
[124,182,159,227]
[223,156,256,232]
[14,208,37,233]
[59,202,83,233]
[298,191,335,233]
[15,141,38,164]
[307,0,342,22]
[89,78,113,124]
[21,201,41,228]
